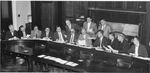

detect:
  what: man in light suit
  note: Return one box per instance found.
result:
[77,28,92,47]
[128,37,148,57]
[30,26,42,38]
[98,19,112,38]
[83,17,97,37]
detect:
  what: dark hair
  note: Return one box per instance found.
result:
[109,32,115,37]
[86,16,92,19]
[18,25,24,31]
[99,19,106,24]
[96,30,104,35]
[27,15,32,17]
[133,36,140,42]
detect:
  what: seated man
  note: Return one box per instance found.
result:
[93,30,109,49]
[67,29,79,44]
[77,28,92,47]
[117,34,130,53]
[54,27,67,42]
[30,26,42,38]
[107,33,120,51]
[18,25,27,39]
[5,25,18,40]
[41,27,53,40]
[128,37,148,57]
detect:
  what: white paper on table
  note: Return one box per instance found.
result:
[78,40,86,46]
[71,63,79,67]
[44,56,52,59]
[38,55,46,58]
[95,47,104,51]
[65,62,74,66]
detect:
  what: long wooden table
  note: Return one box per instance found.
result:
[1,39,150,72]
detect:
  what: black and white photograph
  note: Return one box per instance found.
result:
[1,0,150,72]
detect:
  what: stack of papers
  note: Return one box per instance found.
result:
[37,55,79,67]
[38,54,46,58]
[65,61,79,67]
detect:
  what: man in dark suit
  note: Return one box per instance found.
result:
[65,19,80,36]
[83,17,97,37]
[66,29,79,44]
[108,33,120,50]
[25,15,32,35]
[41,27,53,40]
[128,37,148,57]
[5,25,18,40]
[117,34,130,53]
[54,27,67,42]
[93,30,109,49]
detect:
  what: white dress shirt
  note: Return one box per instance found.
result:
[70,33,74,43]
[99,37,103,48]
[87,22,91,32]
[58,32,64,42]
[135,45,139,56]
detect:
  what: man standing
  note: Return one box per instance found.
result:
[25,15,32,35]
[98,19,112,38]
[83,17,97,37]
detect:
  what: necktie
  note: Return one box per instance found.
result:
[23,31,26,37]
[70,34,74,43]
[59,32,64,42]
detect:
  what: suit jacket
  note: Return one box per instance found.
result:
[18,30,27,38]
[66,33,79,43]
[128,44,148,57]
[108,38,120,50]
[118,39,130,53]
[83,22,97,34]
[78,34,92,47]
[30,30,42,38]
[5,30,18,40]
[41,31,53,39]
[93,37,109,48]
[98,24,112,38]
[25,22,32,35]
[65,23,81,35]
[53,31,67,41]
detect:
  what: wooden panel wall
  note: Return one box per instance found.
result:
[64,1,88,18]
[88,2,146,12]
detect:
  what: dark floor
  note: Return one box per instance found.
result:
[1,56,72,72]
[1,56,28,72]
